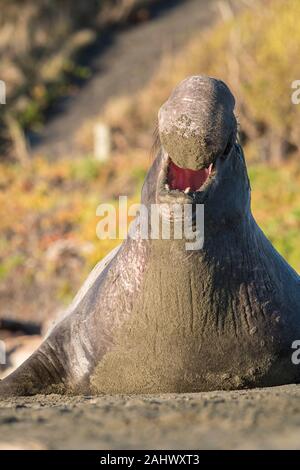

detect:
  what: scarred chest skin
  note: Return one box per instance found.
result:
[90,154,300,393]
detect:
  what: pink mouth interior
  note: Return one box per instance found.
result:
[168,160,212,191]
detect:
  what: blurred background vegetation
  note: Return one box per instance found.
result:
[0,0,299,326]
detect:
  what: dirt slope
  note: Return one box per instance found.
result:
[30,0,237,157]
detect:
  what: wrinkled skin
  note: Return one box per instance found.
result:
[159,76,237,170]
[0,76,300,396]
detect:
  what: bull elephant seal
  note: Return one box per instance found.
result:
[1,75,300,397]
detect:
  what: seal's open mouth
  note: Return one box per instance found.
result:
[157,154,217,205]
[167,160,214,193]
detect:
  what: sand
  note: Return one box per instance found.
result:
[0,384,300,449]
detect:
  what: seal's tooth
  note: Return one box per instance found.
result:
[165,184,170,191]
[184,187,191,194]
[208,163,213,175]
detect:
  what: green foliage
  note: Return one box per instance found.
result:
[249,163,300,270]
[0,254,25,281]
[70,157,102,182]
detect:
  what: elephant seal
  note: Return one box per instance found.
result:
[1,75,300,396]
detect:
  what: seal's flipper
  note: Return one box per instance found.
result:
[0,244,122,397]
[48,244,122,333]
